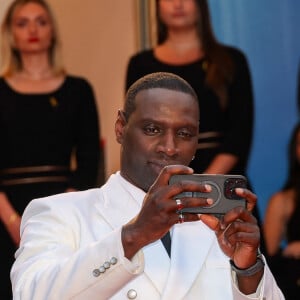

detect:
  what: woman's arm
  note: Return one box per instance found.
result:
[70,79,100,190]
[204,153,238,174]
[0,192,21,245]
[263,192,287,256]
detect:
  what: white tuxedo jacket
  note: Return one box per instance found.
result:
[11,173,284,299]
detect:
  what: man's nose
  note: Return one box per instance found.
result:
[157,133,179,156]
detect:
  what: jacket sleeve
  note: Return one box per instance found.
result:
[231,256,285,300]
[125,55,142,92]
[11,195,144,300]
[70,79,101,190]
[125,51,153,93]
[220,48,254,163]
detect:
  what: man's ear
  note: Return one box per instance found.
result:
[115,110,126,144]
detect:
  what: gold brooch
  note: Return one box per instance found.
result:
[49,97,58,107]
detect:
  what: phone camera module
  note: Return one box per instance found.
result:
[224,178,246,200]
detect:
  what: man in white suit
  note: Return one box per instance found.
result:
[11,72,284,299]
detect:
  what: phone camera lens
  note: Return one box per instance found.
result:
[224,178,246,200]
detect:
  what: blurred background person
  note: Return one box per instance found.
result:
[264,121,300,299]
[0,0,102,298]
[126,0,253,178]
[125,0,262,243]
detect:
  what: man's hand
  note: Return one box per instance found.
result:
[122,165,212,259]
[200,188,263,294]
[200,188,259,268]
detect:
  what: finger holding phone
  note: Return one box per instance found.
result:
[199,185,263,294]
[122,165,213,259]
[169,173,259,263]
[170,173,263,293]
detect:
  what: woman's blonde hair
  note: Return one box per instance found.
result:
[0,0,65,76]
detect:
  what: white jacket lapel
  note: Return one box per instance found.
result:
[162,221,215,299]
[143,239,171,293]
[94,173,171,294]
[94,173,142,229]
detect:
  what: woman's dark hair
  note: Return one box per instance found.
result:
[283,122,300,205]
[155,0,234,108]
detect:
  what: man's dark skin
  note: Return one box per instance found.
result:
[116,87,262,295]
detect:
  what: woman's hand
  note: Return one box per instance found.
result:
[283,241,300,259]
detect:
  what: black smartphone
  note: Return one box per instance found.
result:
[169,174,247,215]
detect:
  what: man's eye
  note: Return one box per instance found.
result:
[178,131,193,138]
[144,126,160,135]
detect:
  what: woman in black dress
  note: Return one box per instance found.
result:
[264,122,300,299]
[126,0,253,177]
[0,1,102,298]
